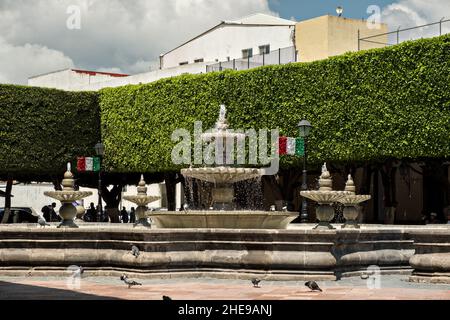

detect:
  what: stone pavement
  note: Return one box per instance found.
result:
[0,275,449,300]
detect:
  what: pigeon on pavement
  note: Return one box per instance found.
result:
[120,275,142,288]
[38,216,50,228]
[131,245,140,258]
[305,281,322,292]
[251,278,261,288]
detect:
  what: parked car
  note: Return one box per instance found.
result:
[0,207,38,223]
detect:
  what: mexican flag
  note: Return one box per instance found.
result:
[77,157,101,172]
[278,137,305,156]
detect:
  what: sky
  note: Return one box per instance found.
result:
[0,0,448,84]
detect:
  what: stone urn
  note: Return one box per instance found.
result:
[300,163,350,229]
[44,163,92,228]
[336,175,371,229]
[122,175,160,227]
[75,204,85,220]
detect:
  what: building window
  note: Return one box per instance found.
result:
[242,48,253,59]
[194,58,204,63]
[179,61,188,66]
[259,44,270,55]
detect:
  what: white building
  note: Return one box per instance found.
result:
[160,13,296,69]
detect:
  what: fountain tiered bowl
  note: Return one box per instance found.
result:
[181,167,263,184]
[123,175,160,227]
[44,165,92,228]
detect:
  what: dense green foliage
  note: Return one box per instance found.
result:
[0,85,100,180]
[99,35,450,173]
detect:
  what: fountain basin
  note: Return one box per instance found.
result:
[122,195,160,206]
[149,211,298,229]
[300,190,351,204]
[181,167,263,184]
[44,191,93,202]
[337,195,372,206]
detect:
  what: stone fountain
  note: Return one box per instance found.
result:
[123,175,160,227]
[181,104,262,210]
[300,163,351,229]
[150,105,298,229]
[44,163,92,228]
[336,175,371,228]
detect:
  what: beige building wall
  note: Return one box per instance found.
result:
[296,15,388,62]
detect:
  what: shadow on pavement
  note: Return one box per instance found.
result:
[0,281,120,300]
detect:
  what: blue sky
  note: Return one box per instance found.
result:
[269,0,396,21]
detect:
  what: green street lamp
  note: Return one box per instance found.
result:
[298,120,312,223]
[94,142,105,222]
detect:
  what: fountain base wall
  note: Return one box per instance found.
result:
[0,224,443,280]
[149,211,298,229]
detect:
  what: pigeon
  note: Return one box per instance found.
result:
[183,203,189,213]
[305,281,322,292]
[120,275,142,288]
[251,278,261,288]
[38,216,50,228]
[71,265,84,278]
[282,206,288,212]
[131,245,140,258]
[162,295,172,301]
[269,205,276,211]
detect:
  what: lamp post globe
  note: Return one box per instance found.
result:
[297,119,312,223]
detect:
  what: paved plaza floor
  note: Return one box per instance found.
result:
[0,275,449,300]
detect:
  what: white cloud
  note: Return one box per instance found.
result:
[0,37,74,85]
[381,0,450,42]
[0,0,274,84]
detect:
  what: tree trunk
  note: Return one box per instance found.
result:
[101,184,123,223]
[164,173,177,211]
[358,165,373,223]
[380,162,398,224]
[1,175,13,224]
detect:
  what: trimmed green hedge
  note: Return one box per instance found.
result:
[99,35,450,173]
[0,85,100,179]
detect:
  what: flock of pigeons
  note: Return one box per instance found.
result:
[70,245,323,299]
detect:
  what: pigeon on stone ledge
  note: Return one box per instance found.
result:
[38,216,50,228]
[305,281,322,292]
[251,278,261,288]
[131,245,140,258]
[120,275,142,288]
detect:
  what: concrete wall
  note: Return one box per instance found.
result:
[28,69,128,91]
[162,24,295,69]
[296,15,388,62]
[28,63,208,92]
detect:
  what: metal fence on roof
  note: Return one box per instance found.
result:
[206,46,297,73]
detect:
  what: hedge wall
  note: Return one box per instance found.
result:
[0,85,100,180]
[99,35,450,173]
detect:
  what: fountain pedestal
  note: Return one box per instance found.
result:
[314,205,336,230]
[337,175,371,229]
[211,186,234,210]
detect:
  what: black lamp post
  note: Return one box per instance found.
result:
[94,142,105,222]
[298,120,312,223]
